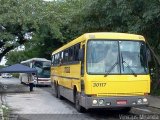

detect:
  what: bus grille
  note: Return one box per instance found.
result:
[97,93,144,97]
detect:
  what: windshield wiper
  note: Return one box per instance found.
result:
[104,62,118,77]
[122,60,137,77]
[121,52,137,77]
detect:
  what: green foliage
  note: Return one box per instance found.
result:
[12,73,19,78]
[3,0,160,68]
[1,105,10,120]
[0,0,62,61]
[62,0,160,69]
[2,0,160,95]
[0,65,5,68]
[6,49,37,65]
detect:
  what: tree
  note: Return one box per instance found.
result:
[0,0,62,61]
[17,0,88,60]
[4,0,160,66]
[64,0,160,49]
[5,49,33,65]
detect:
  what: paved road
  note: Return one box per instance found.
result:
[0,77,160,120]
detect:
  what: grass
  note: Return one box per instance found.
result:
[12,73,19,78]
[1,105,11,120]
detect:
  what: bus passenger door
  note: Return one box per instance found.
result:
[81,45,85,76]
[80,44,85,93]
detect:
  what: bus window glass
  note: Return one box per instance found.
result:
[51,55,55,65]
[39,67,50,78]
[55,53,60,64]
[74,44,80,61]
[87,40,148,75]
[120,41,148,74]
[61,52,64,59]
[64,50,69,63]
[87,40,119,74]
[69,47,74,62]
[33,61,51,78]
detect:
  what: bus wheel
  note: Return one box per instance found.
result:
[54,83,58,98]
[75,92,85,113]
[57,85,63,100]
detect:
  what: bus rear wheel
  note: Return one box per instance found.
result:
[54,83,58,98]
[57,84,63,99]
[75,92,85,113]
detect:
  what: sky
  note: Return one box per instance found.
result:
[0,57,6,65]
[0,45,25,65]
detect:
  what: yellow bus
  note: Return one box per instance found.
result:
[51,32,150,112]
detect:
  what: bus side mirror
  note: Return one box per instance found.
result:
[147,49,151,62]
[150,68,154,76]
[78,49,84,61]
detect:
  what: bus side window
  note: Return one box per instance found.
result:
[69,47,74,62]
[52,55,55,65]
[60,51,64,64]
[74,43,80,61]
[55,53,60,65]
[81,45,85,76]
[64,49,69,63]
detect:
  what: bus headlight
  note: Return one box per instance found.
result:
[99,99,104,105]
[106,102,111,106]
[137,99,142,104]
[143,98,148,103]
[92,99,98,105]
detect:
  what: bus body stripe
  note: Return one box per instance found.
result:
[51,75,80,80]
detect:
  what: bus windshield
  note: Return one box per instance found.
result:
[33,61,51,78]
[87,40,148,75]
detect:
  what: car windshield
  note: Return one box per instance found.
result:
[87,40,148,75]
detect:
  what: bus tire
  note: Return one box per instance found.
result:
[75,92,85,113]
[54,83,58,98]
[57,84,63,100]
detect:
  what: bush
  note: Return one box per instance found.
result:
[12,73,19,78]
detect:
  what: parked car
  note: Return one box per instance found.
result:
[2,73,12,78]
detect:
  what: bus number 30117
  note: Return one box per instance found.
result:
[93,83,106,87]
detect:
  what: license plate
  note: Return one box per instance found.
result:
[116,100,127,105]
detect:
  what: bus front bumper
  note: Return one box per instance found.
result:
[34,80,51,86]
[36,81,51,86]
[80,95,149,109]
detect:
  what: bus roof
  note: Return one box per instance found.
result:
[52,32,145,54]
[21,58,51,64]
